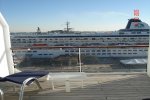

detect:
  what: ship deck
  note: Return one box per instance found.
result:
[3,72,150,100]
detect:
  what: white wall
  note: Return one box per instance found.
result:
[0,13,14,77]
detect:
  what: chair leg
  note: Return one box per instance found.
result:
[0,89,4,100]
[19,77,42,100]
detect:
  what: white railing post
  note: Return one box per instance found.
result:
[0,12,14,75]
[79,48,82,72]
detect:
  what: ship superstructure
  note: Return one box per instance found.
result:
[11,18,150,62]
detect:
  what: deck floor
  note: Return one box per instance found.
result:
[3,72,150,100]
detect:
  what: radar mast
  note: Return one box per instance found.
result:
[65,21,72,33]
[37,27,41,33]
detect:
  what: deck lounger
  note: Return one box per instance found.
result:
[0,71,49,100]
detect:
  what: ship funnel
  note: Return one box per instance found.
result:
[125,18,141,29]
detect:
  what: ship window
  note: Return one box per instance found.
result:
[92,50,95,52]
[86,50,90,52]
[92,38,96,40]
[137,32,141,34]
[84,38,88,40]
[92,53,95,55]
[102,50,106,52]
[86,53,90,55]
[65,50,69,52]
[70,50,74,52]
[75,50,78,52]
[97,50,101,52]
[102,53,106,55]
[81,50,85,52]
[108,53,111,55]
[97,53,101,55]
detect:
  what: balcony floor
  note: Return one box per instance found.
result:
[3,72,150,100]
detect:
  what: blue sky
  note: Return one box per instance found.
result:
[0,0,150,32]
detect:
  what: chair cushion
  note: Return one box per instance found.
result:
[0,71,49,84]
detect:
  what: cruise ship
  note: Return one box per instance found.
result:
[11,18,150,61]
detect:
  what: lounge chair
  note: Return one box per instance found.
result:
[0,71,49,100]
